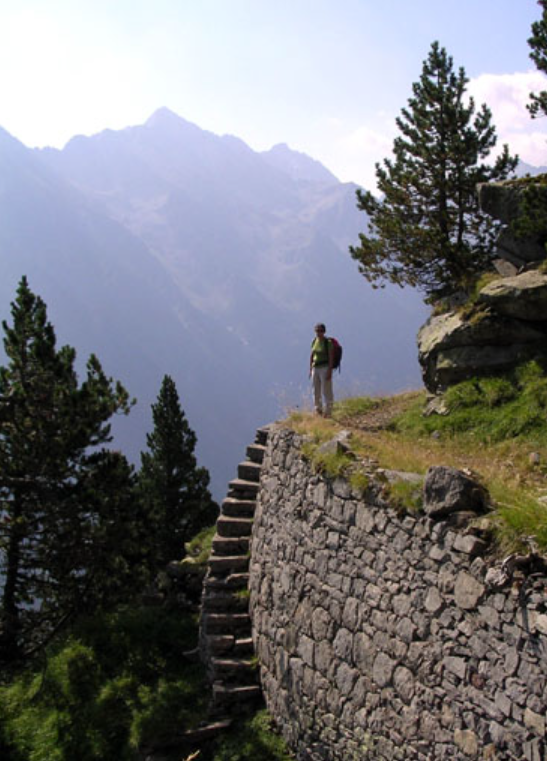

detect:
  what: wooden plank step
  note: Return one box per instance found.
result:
[246,443,266,464]
[209,555,249,574]
[221,497,256,518]
[212,535,250,556]
[216,515,253,537]
[237,461,262,483]
[228,478,259,499]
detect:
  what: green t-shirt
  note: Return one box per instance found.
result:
[311,337,330,367]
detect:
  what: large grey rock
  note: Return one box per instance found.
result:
[417,309,546,392]
[478,179,547,265]
[423,466,489,518]
[478,269,547,321]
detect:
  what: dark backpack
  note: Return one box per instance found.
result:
[328,337,342,371]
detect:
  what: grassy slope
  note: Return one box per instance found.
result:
[287,361,547,555]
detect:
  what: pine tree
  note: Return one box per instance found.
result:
[528,0,547,118]
[138,375,217,568]
[0,277,136,662]
[350,42,518,301]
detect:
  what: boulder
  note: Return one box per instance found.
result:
[477,269,547,321]
[477,179,547,265]
[417,309,546,392]
[423,466,489,518]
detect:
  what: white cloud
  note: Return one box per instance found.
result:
[468,70,547,167]
[310,117,397,191]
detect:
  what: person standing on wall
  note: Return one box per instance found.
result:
[309,323,334,417]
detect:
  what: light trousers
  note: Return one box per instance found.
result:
[312,365,334,415]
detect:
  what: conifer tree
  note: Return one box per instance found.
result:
[138,375,217,568]
[0,277,136,662]
[528,0,547,118]
[350,42,518,301]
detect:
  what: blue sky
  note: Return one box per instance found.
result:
[0,0,545,188]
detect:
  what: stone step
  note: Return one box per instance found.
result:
[208,634,236,655]
[246,443,266,464]
[216,515,254,537]
[212,535,250,556]
[228,478,259,500]
[211,658,257,683]
[255,426,270,446]
[204,572,249,591]
[237,461,262,483]
[212,683,262,707]
[203,612,251,634]
[234,637,254,655]
[208,555,249,575]
[221,497,257,518]
[202,590,249,612]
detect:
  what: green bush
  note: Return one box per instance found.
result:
[0,607,208,761]
[210,710,293,761]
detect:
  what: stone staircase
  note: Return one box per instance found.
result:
[200,426,269,717]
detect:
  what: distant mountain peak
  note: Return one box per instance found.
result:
[261,142,339,185]
[145,106,184,127]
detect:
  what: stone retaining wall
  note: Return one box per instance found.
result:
[249,426,547,761]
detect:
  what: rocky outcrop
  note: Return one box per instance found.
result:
[418,178,547,393]
[417,276,547,392]
[249,426,547,761]
[478,179,547,269]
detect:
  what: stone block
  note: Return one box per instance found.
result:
[372,652,396,688]
[454,571,485,610]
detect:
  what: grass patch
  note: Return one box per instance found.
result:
[301,442,354,479]
[183,524,216,568]
[206,709,293,761]
[387,479,424,514]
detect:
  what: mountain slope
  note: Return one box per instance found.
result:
[2,111,428,497]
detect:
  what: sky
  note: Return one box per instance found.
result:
[0,0,545,190]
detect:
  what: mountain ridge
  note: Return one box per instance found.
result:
[3,109,429,497]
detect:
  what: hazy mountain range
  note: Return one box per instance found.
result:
[1,108,431,497]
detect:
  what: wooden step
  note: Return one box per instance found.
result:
[246,443,266,464]
[237,461,262,483]
[212,535,250,556]
[228,478,259,500]
[221,497,257,518]
[216,515,254,537]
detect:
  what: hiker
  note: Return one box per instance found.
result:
[309,323,334,416]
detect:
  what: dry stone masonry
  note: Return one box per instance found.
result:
[249,426,547,761]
